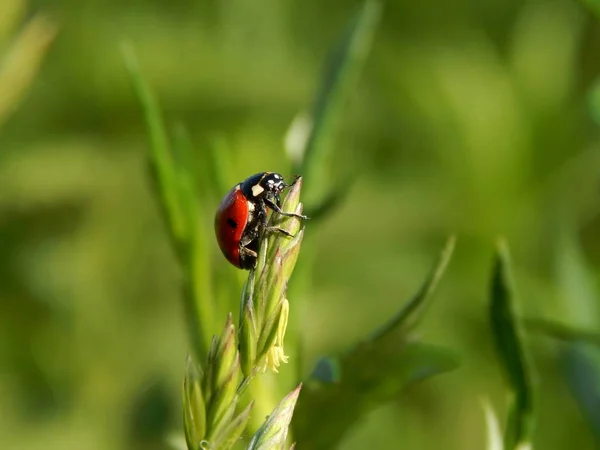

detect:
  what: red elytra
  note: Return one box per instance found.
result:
[214,186,249,268]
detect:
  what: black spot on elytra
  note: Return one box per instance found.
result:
[227,218,238,229]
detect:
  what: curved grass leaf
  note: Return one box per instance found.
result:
[123,43,214,360]
[580,0,600,21]
[292,0,381,205]
[295,342,458,449]
[211,401,254,450]
[523,317,600,347]
[247,384,302,450]
[0,13,57,128]
[371,235,456,340]
[172,124,217,333]
[183,356,207,448]
[481,398,504,450]
[0,0,26,45]
[563,344,600,438]
[293,236,458,449]
[303,175,353,223]
[554,227,600,439]
[122,42,187,247]
[587,4,600,128]
[490,240,534,450]
[205,135,234,203]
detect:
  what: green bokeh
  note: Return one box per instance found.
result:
[1,0,600,449]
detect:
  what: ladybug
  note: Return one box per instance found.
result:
[214,172,308,269]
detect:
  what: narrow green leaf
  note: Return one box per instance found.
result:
[202,336,219,402]
[481,398,504,450]
[490,240,534,450]
[256,299,285,361]
[293,0,381,205]
[124,44,214,361]
[555,227,600,438]
[371,235,456,341]
[0,14,57,128]
[211,401,254,450]
[588,4,600,129]
[303,180,352,222]
[253,231,270,285]
[277,230,304,286]
[295,342,458,448]
[122,42,187,246]
[239,301,258,377]
[259,251,284,323]
[293,237,458,448]
[588,79,600,126]
[556,225,600,327]
[524,317,600,347]
[170,124,204,258]
[173,124,217,340]
[247,384,302,450]
[580,0,600,21]
[183,356,207,447]
[207,396,239,442]
[207,359,240,432]
[213,315,238,388]
[0,0,26,46]
[205,134,234,202]
[562,344,600,437]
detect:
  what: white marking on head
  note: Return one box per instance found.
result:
[247,201,255,211]
[251,184,265,196]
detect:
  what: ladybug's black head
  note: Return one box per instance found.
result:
[241,172,288,200]
[260,172,287,195]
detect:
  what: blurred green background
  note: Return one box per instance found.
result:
[2,0,600,449]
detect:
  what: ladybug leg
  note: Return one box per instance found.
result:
[265,226,294,238]
[239,244,258,269]
[240,246,258,258]
[240,232,256,246]
[263,197,309,220]
[255,202,296,239]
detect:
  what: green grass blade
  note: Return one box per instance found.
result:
[563,344,600,438]
[293,237,458,448]
[122,42,188,249]
[481,399,504,450]
[211,400,254,450]
[295,343,458,449]
[123,44,214,360]
[247,384,302,450]
[371,235,456,341]
[172,124,216,341]
[554,227,600,438]
[580,0,600,20]
[206,134,234,202]
[524,318,600,347]
[490,240,534,450]
[303,175,353,222]
[588,79,600,126]
[0,14,57,128]
[294,0,381,205]
[183,356,207,448]
[0,0,26,46]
